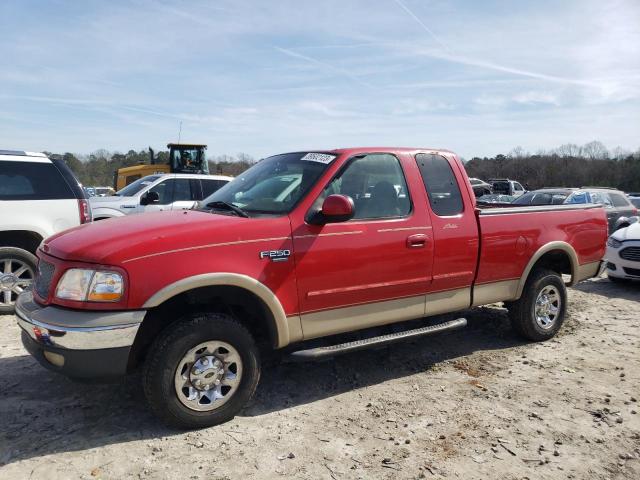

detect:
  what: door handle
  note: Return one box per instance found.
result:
[407,234,428,248]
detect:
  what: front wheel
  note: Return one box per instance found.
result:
[142,312,261,429]
[507,268,567,341]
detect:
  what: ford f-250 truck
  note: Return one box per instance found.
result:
[16,147,608,428]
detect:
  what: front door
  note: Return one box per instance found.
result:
[291,153,433,339]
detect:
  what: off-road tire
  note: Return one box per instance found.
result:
[507,268,567,341]
[0,247,37,314]
[142,312,260,429]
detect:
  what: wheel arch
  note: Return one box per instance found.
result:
[516,241,578,299]
[141,273,296,349]
[0,230,44,254]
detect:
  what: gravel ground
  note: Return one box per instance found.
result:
[0,276,638,479]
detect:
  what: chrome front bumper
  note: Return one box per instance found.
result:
[15,291,144,350]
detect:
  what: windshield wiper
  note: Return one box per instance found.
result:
[205,201,250,218]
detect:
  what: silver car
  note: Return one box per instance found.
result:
[90,173,232,220]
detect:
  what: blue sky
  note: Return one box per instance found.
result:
[1,0,638,159]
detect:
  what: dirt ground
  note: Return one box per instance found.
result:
[0,276,638,480]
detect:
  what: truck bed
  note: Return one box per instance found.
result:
[472,203,606,305]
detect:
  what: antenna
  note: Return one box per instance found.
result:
[178,121,182,143]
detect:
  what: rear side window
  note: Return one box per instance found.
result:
[609,193,631,207]
[201,179,229,198]
[172,178,194,201]
[566,191,588,204]
[590,191,612,207]
[0,160,73,200]
[415,154,464,216]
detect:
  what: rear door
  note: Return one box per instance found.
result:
[413,153,478,313]
[170,177,198,210]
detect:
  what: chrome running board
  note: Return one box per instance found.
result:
[289,318,467,361]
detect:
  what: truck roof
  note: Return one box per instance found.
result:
[274,147,456,157]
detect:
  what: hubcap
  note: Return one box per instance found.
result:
[534,285,561,329]
[174,341,242,412]
[0,259,34,306]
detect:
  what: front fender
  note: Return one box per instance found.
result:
[141,273,301,348]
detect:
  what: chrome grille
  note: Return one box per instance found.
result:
[34,260,55,299]
[620,246,640,262]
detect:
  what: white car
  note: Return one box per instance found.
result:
[489,178,526,198]
[0,149,91,312]
[604,222,640,282]
[90,173,232,220]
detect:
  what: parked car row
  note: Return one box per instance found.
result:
[475,181,638,234]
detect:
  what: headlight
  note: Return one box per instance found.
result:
[55,269,124,302]
[607,237,622,248]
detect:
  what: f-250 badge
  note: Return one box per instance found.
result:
[259,249,291,262]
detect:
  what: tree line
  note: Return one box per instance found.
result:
[463,141,640,192]
[50,140,640,192]
[47,149,256,187]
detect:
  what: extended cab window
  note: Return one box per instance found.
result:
[321,153,410,220]
[415,154,463,216]
[0,160,73,200]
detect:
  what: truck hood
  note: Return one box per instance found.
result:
[42,210,287,265]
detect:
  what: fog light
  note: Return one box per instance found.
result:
[43,351,65,367]
[606,262,617,271]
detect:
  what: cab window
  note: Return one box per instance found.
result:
[148,179,175,204]
[320,153,411,220]
[415,154,464,216]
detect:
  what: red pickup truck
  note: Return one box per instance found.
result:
[16,147,607,428]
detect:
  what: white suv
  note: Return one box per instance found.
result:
[90,173,232,220]
[0,150,91,313]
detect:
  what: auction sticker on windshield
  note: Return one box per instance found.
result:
[301,153,336,164]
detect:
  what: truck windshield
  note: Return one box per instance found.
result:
[116,175,161,196]
[201,152,335,214]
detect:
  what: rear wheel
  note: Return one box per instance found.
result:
[142,312,260,429]
[507,268,567,341]
[0,247,37,314]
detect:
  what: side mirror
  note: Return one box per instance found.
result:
[310,194,354,224]
[140,191,160,206]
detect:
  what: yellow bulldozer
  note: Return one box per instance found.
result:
[114,143,209,191]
